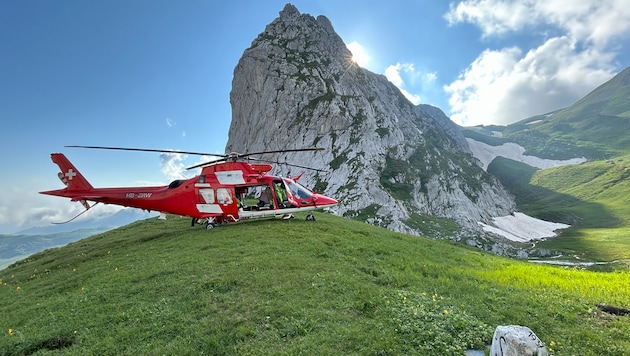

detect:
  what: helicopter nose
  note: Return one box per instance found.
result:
[312,194,338,207]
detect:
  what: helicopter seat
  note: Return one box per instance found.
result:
[256,188,272,210]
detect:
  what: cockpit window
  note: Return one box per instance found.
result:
[168,180,185,189]
[285,180,313,199]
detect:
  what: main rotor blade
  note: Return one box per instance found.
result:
[270,160,328,172]
[237,147,324,158]
[185,157,228,170]
[66,146,324,158]
[65,145,229,157]
[67,146,326,171]
[185,147,326,170]
[238,155,328,173]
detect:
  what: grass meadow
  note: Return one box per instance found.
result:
[1,213,629,355]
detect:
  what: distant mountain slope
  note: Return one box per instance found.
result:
[0,228,107,269]
[16,208,156,235]
[1,209,156,269]
[487,156,626,228]
[464,65,630,160]
[461,65,630,262]
[488,154,630,262]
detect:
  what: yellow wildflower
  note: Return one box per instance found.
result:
[443,309,449,315]
[8,329,13,336]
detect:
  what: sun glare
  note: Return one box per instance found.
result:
[347,41,370,67]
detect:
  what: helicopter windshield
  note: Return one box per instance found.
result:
[285,179,313,199]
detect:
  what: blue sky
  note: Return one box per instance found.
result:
[1,0,629,233]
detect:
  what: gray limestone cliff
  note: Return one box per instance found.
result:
[226,4,516,238]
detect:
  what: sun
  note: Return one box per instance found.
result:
[346,41,370,67]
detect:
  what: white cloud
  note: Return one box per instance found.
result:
[0,185,71,230]
[445,0,630,48]
[158,152,223,181]
[159,152,190,182]
[443,0,628,126]
[0,186,125,233]
[445,0,532,36]
[166,118,175,127]
[384,63,437,105]
[445,37,616,126]
[384,63,406,87]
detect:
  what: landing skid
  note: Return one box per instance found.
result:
[190,211,319,230]
[191,217,217,229]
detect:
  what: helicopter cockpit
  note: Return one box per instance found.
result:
[284,179,313,199]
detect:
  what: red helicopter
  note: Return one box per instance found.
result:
[40,146,338,229]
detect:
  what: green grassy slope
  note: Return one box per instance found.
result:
[488,155,630,262]
[1,214,629,355]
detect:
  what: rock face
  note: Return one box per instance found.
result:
[226,4,516,236]
[490,325,548,356]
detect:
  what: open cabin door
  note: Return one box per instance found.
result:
[274,179,299,208]
[283,178,316,206]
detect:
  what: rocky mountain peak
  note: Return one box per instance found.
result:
[226,4,516,237]
[279,3,299,18]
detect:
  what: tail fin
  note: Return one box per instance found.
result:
[49,153,94,191]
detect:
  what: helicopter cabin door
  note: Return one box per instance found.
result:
[274,179,299,208]
[283,178,316,207]
[195,173,242,216]
[195,175,221,214]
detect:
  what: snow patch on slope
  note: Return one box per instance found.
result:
[466,138,576,242]
[467,138,587,171]
[478,212,570,243]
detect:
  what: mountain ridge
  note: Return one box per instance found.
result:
[226,4,516,243]
[464,65,630,160]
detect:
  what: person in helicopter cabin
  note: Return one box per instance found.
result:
[274,180,290,208]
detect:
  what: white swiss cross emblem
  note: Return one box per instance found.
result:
[65,169,77,181]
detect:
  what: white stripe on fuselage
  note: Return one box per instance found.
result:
[196,204,224,214]
[237,204,336,219]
